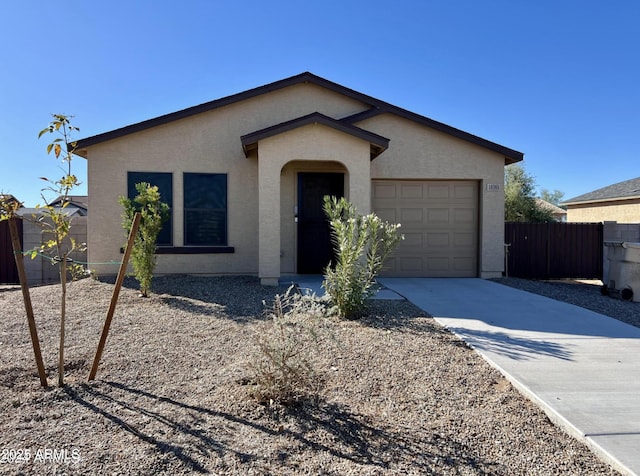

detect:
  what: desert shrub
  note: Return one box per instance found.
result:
[247,286,332,406]
[119,183,169,297]
[322,196,403,319]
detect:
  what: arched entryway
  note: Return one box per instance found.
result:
[249,120,381,285]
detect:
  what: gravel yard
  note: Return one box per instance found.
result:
[0,275,623,475]
[492,277,640,329]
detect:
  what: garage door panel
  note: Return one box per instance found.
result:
[454,184,476,199]
[427,257,450,272]
[375,207,397,223]
[373,182,397,199]
[427,209,449,223]
[454,257,475,272]
[454,208,475,224]
[403,232,424,247]
[427,233,449,247]
[400,183,424,199]
[400,208,423,222]
[427,184,450,199]
[453,232,474,247]
[398,257,423,272]
[373,180,478,277]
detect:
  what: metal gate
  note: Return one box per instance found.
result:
[505,222,603,280]
[0,218,22,284]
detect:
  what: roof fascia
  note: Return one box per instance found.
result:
[74,71,524,164]
[341,106,524,165]
[74,72,353,153]
[563,195,640,207]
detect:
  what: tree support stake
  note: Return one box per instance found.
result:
[8,217,48,387]
[88,212,141,381]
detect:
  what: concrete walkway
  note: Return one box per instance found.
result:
[279,275,404,300]
[378,278,640,476]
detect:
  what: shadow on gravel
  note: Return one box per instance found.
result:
[64,380,501,475]
[99,275,288,321]
[445,327,574,361]
[356,300,447,334]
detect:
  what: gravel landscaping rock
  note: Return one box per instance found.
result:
[492,277,640,329]
[0,276,620,475]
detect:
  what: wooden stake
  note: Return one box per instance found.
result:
[88,212,141,381]
[58,251,67,387]
[8,217,48,387]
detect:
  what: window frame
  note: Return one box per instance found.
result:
[126,171,173,246]
[183,172,229,247]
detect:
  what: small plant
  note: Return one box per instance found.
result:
[322,196,403,319]
[36,114,85,386]
[119,183,169,297]
[247,286,331,406]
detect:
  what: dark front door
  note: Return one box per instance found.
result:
[297,172,344,274]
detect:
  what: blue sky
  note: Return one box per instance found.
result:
[1,0,638,207]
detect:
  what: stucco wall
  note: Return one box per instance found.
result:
[361,114,507,278]
[257,124,371,280]
[85,84,368,276]
[567,199,640,223]
[83,83,510,279]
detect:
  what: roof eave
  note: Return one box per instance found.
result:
[342,107,524,165]
[563,195,640,207]
[74,71,523,164]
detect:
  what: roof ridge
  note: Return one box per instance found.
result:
[74,72,523,164]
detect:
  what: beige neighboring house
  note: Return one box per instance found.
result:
[564,177,640,223]
[16,195,88,285]
[535,198,567,222]
[74,72,523,285]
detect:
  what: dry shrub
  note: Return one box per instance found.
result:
[247,286,333,406]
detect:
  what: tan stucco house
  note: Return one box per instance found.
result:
[564,177,640,224]
[535,198,567,222]
[74,72,523,285]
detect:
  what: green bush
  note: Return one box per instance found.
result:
[119,183,169,297]
[322,196,402,319]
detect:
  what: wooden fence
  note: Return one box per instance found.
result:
[0,218,22,284]
[505,222,603,280]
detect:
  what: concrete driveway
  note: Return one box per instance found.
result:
[379,278,640,476]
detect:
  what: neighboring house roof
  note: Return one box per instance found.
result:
[535,198,567,216]
[0,194,22,210]
[563,177,640,206]
[16,207,84,218]
[48,195,88,214]
[73,72,524,165]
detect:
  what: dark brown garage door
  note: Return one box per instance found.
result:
[372,180,478,277]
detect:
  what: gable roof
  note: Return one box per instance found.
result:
[47,195,89,214]
[0,194,22,208]
[535,198,566,215]
[73,72,524,165]
[241,112,390,160]
[48,195,88,208]
[16,207,85,218]
[563,177,640,206]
